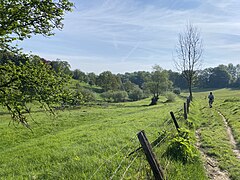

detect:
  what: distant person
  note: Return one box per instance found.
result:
[208,92,214,108]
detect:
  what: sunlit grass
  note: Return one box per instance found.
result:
[191,89,240,180]
[0,94,209,179]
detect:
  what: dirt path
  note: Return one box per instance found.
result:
[195,129,230,180]
[218,111,240,160]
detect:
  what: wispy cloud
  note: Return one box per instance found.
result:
[19,0,240,73]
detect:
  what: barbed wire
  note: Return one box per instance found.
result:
[89,138,139,179]
[109,147,138,180]
[152,126,175,149]
[90,102,186,179]
[136,156,144,179]
[120,153,140,180]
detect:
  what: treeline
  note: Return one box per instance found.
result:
[1,50,240,106]
[1,50,240,125]
[46,58,240,104]
[196,64,240,88]
[30,54,240,102]
[70,64,240,91]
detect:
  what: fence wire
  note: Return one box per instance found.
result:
[90,99,189,179]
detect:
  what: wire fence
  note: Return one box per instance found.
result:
[89,97,191,179]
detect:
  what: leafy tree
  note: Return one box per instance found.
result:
[236,64,240,78]
[174,23,203,100]
[96,71,121,91]
[73,69,88,82]
[87,72,97,86]
[50,60,72,76]
[227,63,237,81]
[145,65,172,105]
[0,0,73,50]
[0,0,73,126]
[122,80,138,93]
[0,50,28,65]
[196,68,213,88]
[0,56,71,126]
[209,65,231,88]
[121,71,151,89]
[233,77,240,88]
[168,70,188,89]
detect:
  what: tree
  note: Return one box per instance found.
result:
[174,23,203,100]
[50,60,72,76]
[96,71,121,91]
[168,70,188,89]
[209,65,231,88]
[0,0,73,126]
[145,65,172,105]
[0,55,72,127]
[0,0,73,50]
[73,69,88,82]
[122,80,137,93]
[196,68,213,88]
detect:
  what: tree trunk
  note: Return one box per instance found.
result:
[189,84,193,101]
[149,96,159,106]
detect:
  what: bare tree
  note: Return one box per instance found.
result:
[174,23,203,100]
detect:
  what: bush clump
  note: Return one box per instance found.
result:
[164,128,197,164]
[128,87,144,101]
[173,88,181,95]
[165,92,176,102]
[101,91,128,102]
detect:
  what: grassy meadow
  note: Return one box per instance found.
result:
[191,89,240,180]
[0,89,240,179]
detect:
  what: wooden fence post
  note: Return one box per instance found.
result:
[170,111,180,133]
[186,97,190,114]
[137,130,165,180]
[184,102,187,120]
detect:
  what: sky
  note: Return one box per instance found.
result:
[17,0,240,74]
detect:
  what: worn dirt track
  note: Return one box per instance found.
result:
[195,109,240,180]
[195,129,230,180]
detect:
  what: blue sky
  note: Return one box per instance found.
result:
[18,0,240,74]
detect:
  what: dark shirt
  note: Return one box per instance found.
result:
[208,94,214,101]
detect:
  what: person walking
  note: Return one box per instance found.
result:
[208,92,214,108]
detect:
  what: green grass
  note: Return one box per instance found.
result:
[189,89,240,180]
[0,95,208,179]
[1,88,239,179]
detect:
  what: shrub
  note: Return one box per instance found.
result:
[165,128,197,164]
[112,91,128,102]
[101,91,128,102]
[128,87,144,101]
[101,91,113,102]
[165,92,176,102]
[79,88,96,102]
[173,88,181,95]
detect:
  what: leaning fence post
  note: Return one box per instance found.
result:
[184,102,187,120]
[137,130,165,180]
[170,111,180,133]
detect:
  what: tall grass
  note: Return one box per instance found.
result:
[190,89,240,180]
[0,94,209,179]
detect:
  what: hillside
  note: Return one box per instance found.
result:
[0,89,239,179]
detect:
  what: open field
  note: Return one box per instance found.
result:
[0,89,240,179]
[189,89,240,180]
